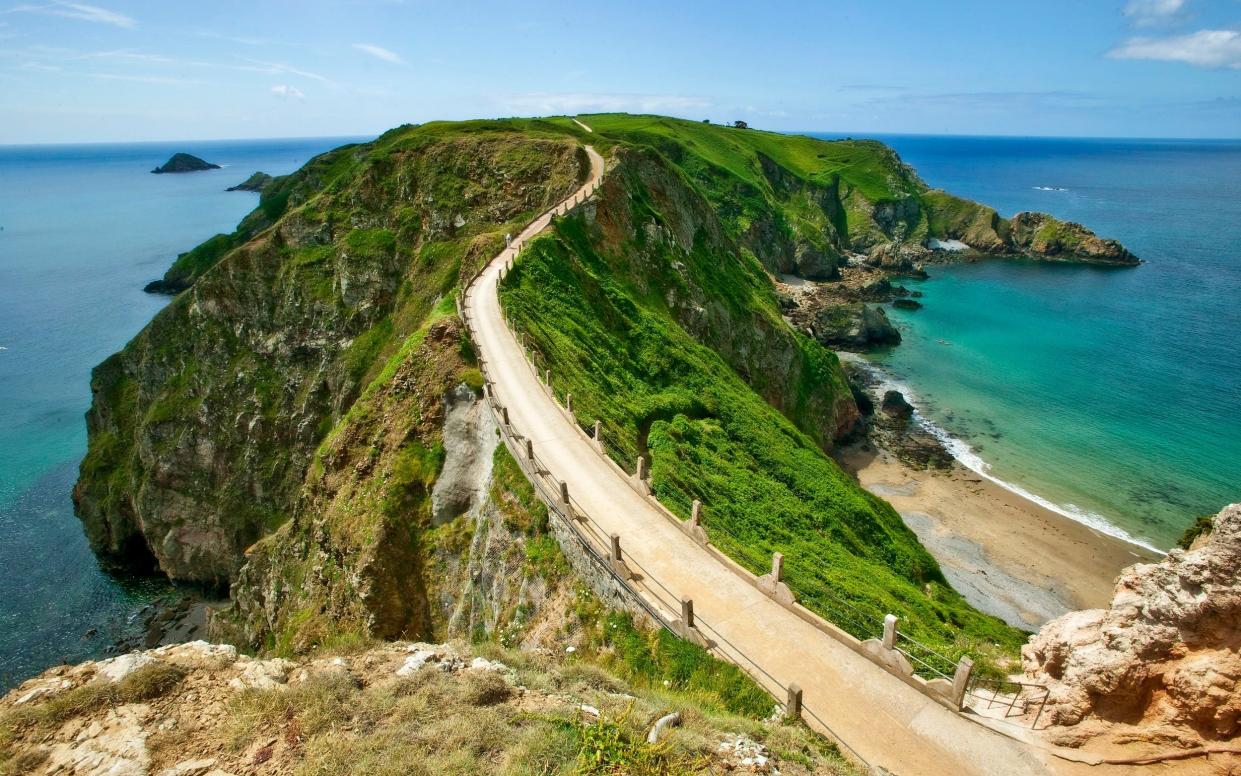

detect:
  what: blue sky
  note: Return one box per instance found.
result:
[1,0,1239,143]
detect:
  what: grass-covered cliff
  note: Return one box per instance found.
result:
[76,120,588,585]
[74,113,1137,674]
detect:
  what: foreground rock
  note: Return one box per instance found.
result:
[1,641,853,776]
[1024,503,1241,744]
[150,153,220,174]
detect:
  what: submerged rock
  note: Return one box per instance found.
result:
[151,153,221,174]
[1023,503,1241,739]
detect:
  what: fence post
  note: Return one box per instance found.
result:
[566,393,573,414]
[501,407,510,427]
[691,500,702,528]
[544,368,550,385]
[786,684,803,720]
[525,439,534,463]
[771,552,784,582]
[559,481,571,511]
[952,657,974,710]
[680,597,694,629]
[636,455,648,480]
[593,419,601,441]
[882,614,897,651]
[610,533,622,564]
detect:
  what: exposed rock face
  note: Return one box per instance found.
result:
[225,171,273,192]
[1023,503,1241,739]
[1008,212,1139,265]
[151,153,220,174]
[810,302,901,351]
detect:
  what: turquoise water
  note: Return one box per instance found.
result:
[0,137,362,687]
[827,136,1241,550]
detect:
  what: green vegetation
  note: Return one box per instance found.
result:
[498,123,1026,672]
[1177,514,1215,550]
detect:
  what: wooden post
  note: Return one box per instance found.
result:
[883,614,897,650]
[786,684,803,719]
[952,657,974,710]
[559,481,570,509]
[680,597,694,629]
[610,533,622,564]
[691,500,702,528]
[771,552,784,582]
[501,407,510,427]
[525,439,534,462]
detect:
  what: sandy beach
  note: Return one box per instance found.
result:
[836,442,1162,630]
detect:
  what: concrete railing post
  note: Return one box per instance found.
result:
[610,533,622,564]
[771,552,784,582]
[952,657,974,710]
[593,419,602,442]
[501,407,510,427]
[543,368,550,385]
[680,597,694,629]
[636,455,648,480]
[566,393,573,414]
[786,684,803,720]
[691,499,702,528]
[882,614,897,651]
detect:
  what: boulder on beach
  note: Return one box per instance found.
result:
[151,153,220,174]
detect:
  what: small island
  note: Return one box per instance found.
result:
[151,152,220,174]
[226,171,273,192]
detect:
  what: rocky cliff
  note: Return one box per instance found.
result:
[76,125,587,585]
[1024,503,1241,745]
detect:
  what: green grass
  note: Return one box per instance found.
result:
[500,208,1025,674]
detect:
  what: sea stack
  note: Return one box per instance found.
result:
[151,153,221,174]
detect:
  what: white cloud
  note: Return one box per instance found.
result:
[89,72,201,85]
[7,2,136,28]
[237,56,329,83]
[1110,29,1241,68]
[497,92,710,115]
[270,83,304,100]
[352,43,404,65]
[1123,0,1189,26]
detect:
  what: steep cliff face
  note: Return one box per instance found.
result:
[1024,504,1241,743]
[75,125,586,584]
[589,147,860,444]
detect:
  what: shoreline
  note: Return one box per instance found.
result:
[835,434,1160,629]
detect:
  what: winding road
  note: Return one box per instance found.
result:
[461,139,1138,776]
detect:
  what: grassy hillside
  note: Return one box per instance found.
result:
[498,123,1026,671]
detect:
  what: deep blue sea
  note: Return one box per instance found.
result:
[811,133,1241,551]
[0,136,363,688]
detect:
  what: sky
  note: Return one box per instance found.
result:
[0,0,1239,143]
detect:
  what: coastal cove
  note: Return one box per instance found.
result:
[836,134,1241,551]
[0,136,363,688]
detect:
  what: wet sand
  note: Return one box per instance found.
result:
[837,442,1161,630]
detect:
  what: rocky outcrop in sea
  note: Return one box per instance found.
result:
[150,153,220,174]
